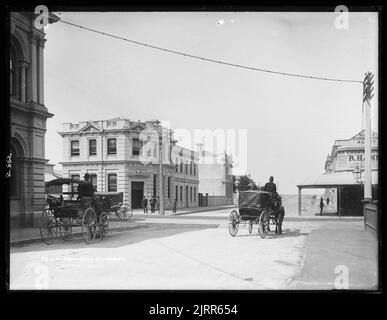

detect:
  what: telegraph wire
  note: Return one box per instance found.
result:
[56,18,364,84]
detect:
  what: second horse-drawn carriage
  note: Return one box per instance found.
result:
[228,190,285,238]
[40,178,132,245]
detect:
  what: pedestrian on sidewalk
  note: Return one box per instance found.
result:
[172,198,177,213]
[320,196,324,215]
[142,196,148,214]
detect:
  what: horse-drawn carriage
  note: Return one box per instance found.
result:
[94,192,133,221]
[228,190,285,238]
[40,178,110,244]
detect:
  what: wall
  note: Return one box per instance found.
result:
[10,12,58,227]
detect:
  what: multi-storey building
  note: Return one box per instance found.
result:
[9,11,59,227]
[58,118,199,209]
[297,130,378,216]
[196,144,234,206]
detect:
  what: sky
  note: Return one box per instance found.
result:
[43,11,378,194]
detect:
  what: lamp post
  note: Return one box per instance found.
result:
[363,71,374,201]
[157,126,164,215]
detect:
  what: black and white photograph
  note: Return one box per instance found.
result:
[6,6,379,293]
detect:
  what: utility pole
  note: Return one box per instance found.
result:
[363,71,374,201]
[158,126,164,215]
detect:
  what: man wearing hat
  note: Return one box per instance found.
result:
[263,176,277,193]
[77,173,95,199]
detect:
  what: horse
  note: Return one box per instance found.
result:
[269,192,285,234]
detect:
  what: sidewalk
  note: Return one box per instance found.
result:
[290,226,378,290]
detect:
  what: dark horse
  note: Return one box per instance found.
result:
[268,192,285,234]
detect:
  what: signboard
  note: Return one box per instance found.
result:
[335,150,378,171]
[338,131,378,148]
[351,131,378,146]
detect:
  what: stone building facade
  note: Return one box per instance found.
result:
[9,11,59,227]
[58,118,199,210]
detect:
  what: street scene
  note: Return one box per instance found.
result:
[10,209,377,290]
[8,8,379,291]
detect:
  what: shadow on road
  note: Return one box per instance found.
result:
[234,228,309,239]
[12,222,219,253]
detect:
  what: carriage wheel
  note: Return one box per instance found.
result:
[99,212,109,239]
[117,204,132,221]
[248,221,253,235]
[59,218,72,241]
[82,207,97,244]
[39,209,57,245]
[258,211,269,239]
[228,210,240,237]
[107,211,116,220]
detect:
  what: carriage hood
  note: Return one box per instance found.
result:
[238,190,272,209]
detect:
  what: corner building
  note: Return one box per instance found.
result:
[58,118,199,210]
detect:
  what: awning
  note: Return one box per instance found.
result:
[297,170,378,188]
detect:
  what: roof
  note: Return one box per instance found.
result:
[297,170,378,188]
[44,173,58,183]
[46,178,79,187]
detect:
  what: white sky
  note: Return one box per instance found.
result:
[44,11,378,194]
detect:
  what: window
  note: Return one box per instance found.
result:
[71,174,80,192]
[194,187,196,201]
[132,138,141,156]
[107,138,117,155]
[167,177,171,199]
[186,162,188,174]
[175,158,178,172]
[10,45,21,99]
[108,174,117,192]
[190,187,192,201]
[180,186,183,202]
[153,174,157,196]
[71,140,80,156]
[89,139,97,156]
[193,164,196,176]
[175,186,178,201]
[190,161,193,175]
[90,174,97,191]
[10,49,15,97]
[180,161,183,173]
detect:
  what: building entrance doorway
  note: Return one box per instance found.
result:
[339,185,363,216]
[131,181,144,209]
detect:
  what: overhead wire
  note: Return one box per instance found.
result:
[56,17,364,85]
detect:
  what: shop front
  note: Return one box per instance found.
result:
[297,130,378,217]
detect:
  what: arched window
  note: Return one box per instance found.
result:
[10,45,18,98]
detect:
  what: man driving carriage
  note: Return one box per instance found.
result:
[263,176,276,193]
[77,173,95,200]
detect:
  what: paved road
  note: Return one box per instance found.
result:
[9,210,374,290]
